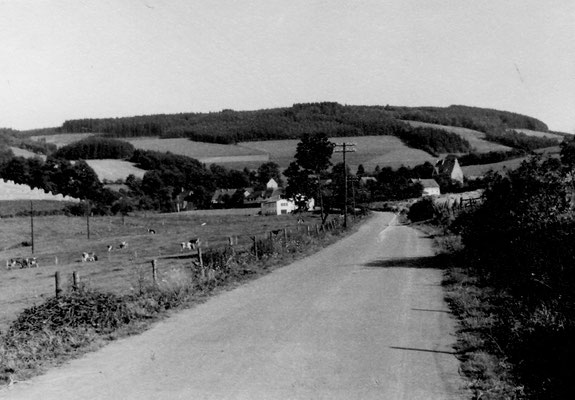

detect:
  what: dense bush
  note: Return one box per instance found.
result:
[458,149,525,166]
[484,130,559,151]
[453,155,575,398]
[54,137,135,160]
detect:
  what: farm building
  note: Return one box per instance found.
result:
[261,198,296,215]
[434,155,464,183]
[266,178,279,189]
[412,179,441,196]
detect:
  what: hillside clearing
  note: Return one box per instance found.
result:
[30,133,94,148]
[239,135,436,170]
[84,159,146,182]
[402,120,512,153]
[127,137,268,162]
[512,128,564,141]
[9,147,47,161]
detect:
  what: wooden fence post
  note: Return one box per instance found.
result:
[197,247,204,268]
[55,271,62,298]
[315,224,319,236]
[54,256,58,265]
[151,259,157,285]
[72,271,80,290]
[307,225,311,236]
[252,236,258,259]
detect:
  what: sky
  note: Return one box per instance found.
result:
[1,0,574,132]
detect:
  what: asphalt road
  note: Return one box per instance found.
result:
[1,212,466,399]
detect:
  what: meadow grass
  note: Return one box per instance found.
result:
[84,159,146,181]
[0,211,362,386]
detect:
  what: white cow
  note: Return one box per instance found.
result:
[119,241,128,249]
[82,252,98,262]
[181,238,201,252]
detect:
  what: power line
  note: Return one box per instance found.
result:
[334,142,356,229]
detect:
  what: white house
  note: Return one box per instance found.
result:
[266,178,279,189]
[261,198,296,215]
[415,179,441,196]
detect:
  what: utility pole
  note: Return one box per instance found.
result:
[30,201,35,254]
[86,201,91,240]
[334,142,356,229]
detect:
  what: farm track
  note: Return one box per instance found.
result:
[1,212,466,399]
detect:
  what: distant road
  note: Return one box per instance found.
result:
[1,212,466,400]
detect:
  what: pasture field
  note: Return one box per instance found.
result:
[402,120,512,153]
[513,128,564,141]
[30,133,94,148]
[239,135,436,171]
[461,157,527,177]
[9,147,47,161]
[84,159,146,182]
[127,137,268,164]
[0,210,329,332]
[0,200,72,217]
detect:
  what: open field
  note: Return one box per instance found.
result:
[30,133,94,148]
[462,157,527,176]
[513,128,564,141]
[84,159,146,182]
[127,137,268,164]
[9,147,46,161]
[239,135,436,171]
[402,120,512,153]
[0,200,73,217]
[0,210,329,332]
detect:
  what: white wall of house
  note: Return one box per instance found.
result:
[261,199,296,215]
[422,187,441,196]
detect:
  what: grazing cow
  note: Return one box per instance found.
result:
[148,228,156,234]
[297,217,304,224]
[181,238,201,252]
[7,257,38,269]
[107,245,114,252]
[81,252,98,262]
[119,241,128,249]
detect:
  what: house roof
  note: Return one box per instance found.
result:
[414,178,440,188]
[435,155,459,176]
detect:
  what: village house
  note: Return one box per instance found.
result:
[412,178,441,196]
[434,155,464,183]
[261,198,296,215]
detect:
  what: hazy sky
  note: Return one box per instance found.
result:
[1,0,574,132]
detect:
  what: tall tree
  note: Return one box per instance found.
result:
[285,132,334,221]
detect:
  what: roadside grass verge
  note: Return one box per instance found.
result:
[0,214,365,387]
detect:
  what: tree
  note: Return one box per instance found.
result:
[285,132,334,221]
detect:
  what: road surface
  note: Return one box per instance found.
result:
[1,212,466,399]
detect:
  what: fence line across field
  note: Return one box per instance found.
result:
[5,218,345,270]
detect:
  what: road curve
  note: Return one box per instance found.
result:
[1,212,466,400]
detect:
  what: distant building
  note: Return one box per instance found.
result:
[434,155,464,183]
[412,178,441,196]
[266,178,279,189]
[261,198,296,215]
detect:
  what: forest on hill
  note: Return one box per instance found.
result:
[55,103,556,154]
